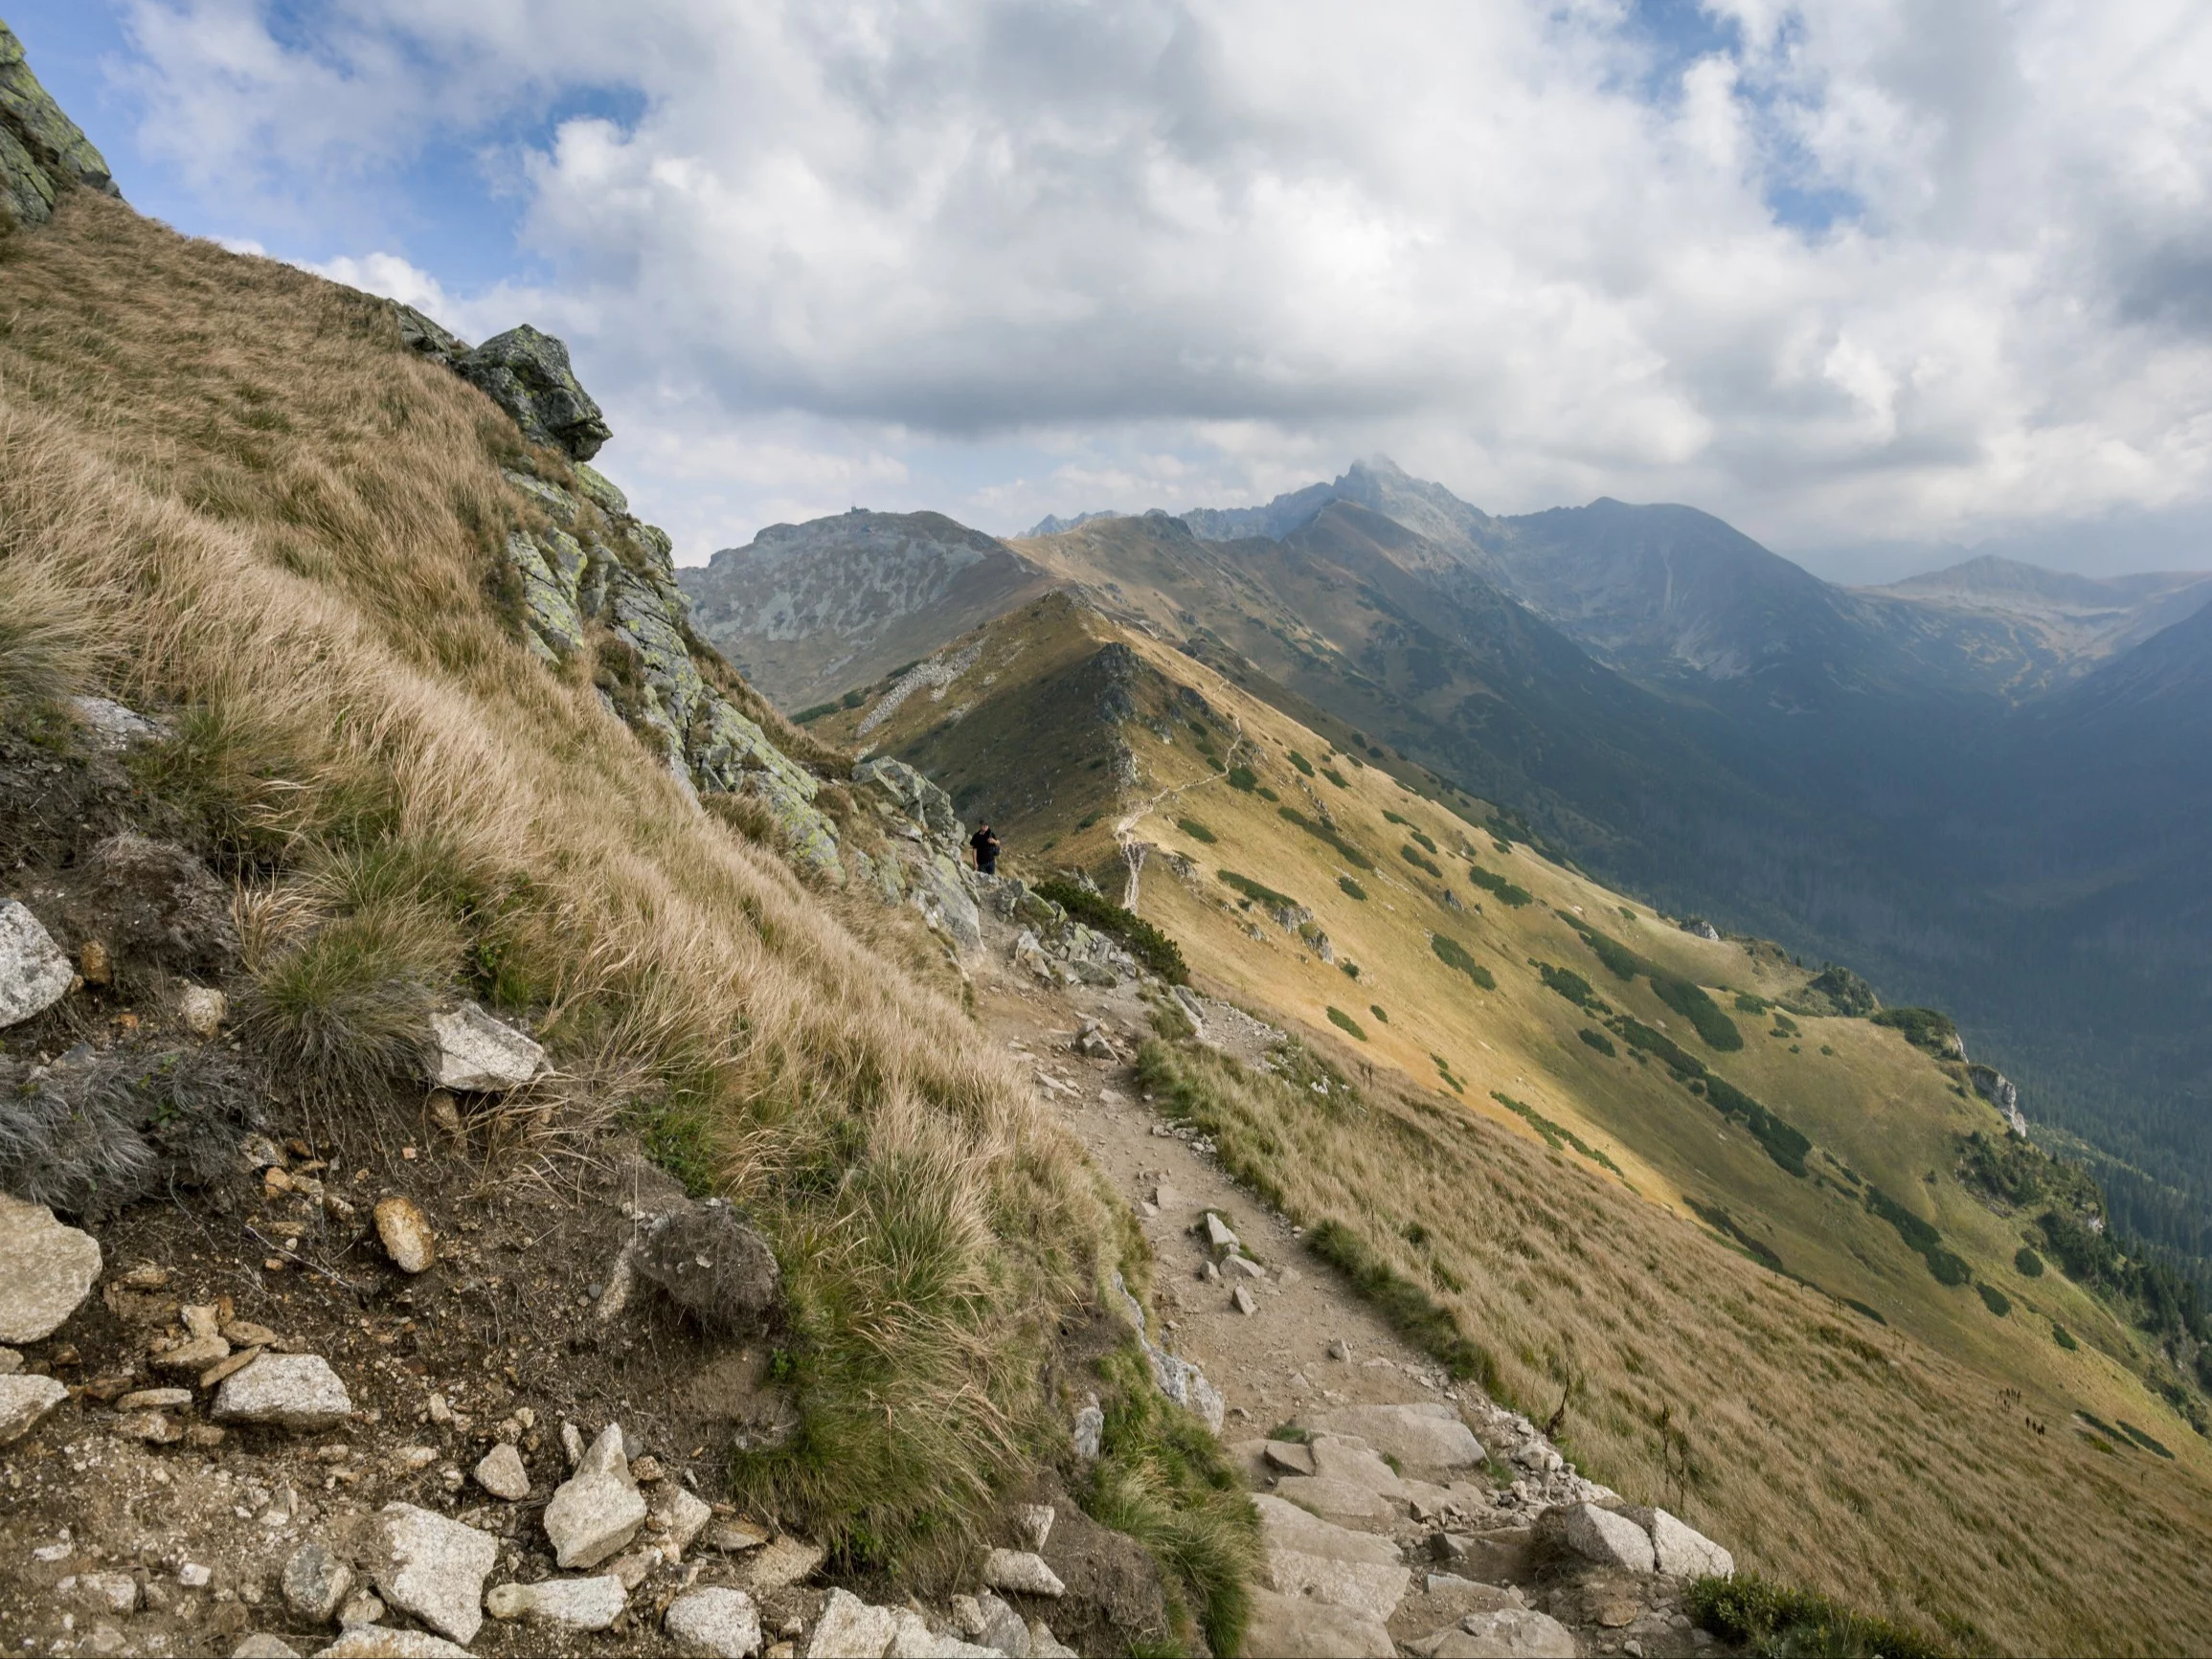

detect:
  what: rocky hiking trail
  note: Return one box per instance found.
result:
[0,719,1741,1659]
[969,899,1738,1659]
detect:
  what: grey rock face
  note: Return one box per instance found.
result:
[213,1354,353,1430]
[0,901,73,1029]
[1304,1402,1484,1470]
[1429,1606,1579,1657]
[633,1200,781,1329]
[544,1424,648,1569]
[1111,1272,1225,1433]
[664,1584,763,1656]
[0,1195,101,1342]
[458,325,611,460]
[0,22,122,230]
[370,1503,497,1645]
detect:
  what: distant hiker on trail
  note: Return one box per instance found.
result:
[969,821,1001,876]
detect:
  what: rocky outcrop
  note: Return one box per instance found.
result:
[0,24,121,231]
[1970,1064,2029,1136]
[457,325,612,460]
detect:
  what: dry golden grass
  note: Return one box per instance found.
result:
[1141,1038,2212,1655]
[0,195,1113,1562]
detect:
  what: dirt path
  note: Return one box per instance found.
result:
[972,904,1728,1658]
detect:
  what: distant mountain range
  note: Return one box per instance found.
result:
[679,462,2212,1270]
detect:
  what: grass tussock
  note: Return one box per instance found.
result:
[0,196,1116,1570]
[1084,1342,1262,1656]
[1685,1573,1946,1659]
[1130,1036,2212,1656]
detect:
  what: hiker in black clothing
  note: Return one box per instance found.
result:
[969,821,1001,876]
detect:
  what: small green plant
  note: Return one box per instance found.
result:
[1431,933,1496,990]
[1337,876,1368,901]
[1433,1054,1465,1094]
[1321,768,1350,789]
[792,701,840,724]
[1033,880,1190,983]
[1076,811,1101,829]
[1578,1027,1616,1057]
[2015,1244,2044,1277]
[1975,1281,2012,1316]
[1539,962,1596,1008]
[1368,1003,1389,1024]
[1217,869,1298,910]
[1464,863,1533,907]
[1227,765,1259,792]
[1279,806,1373,868]
[1288,751,1315,776]
[1684,1572,1947,1659]
[2053,1322,2079,1351]
[1326,1006,1368,1041]
[1339,960,1360,979]
[1177,816,1218,844]
[1400,842,1443,878]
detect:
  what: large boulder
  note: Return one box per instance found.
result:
[457,325,612,460]
[633,1199,781,1329]
[1625,1506,1734,1579]
[1535,1502,1656,1573]
[0,1195,100,1341]
[0,900,72,1027]
[852,756,962,848]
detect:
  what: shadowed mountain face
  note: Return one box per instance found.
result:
[678,509,1053,710]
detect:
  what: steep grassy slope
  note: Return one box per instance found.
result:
[836,592,2212,1651]
[0,192,1140,1569]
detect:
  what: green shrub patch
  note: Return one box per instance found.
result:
[1279,806,1373,867]
[1864,1185,1973,1286]
[1464,863,1533,907]
[1400,843,1444,878]
[1033,879,1190,984]
[1326,1006,1368,1041]
[1216,869,1298,910]
[1337,876,1368,901]
[1177,816,1218,844]
[1431,933,1496,990]
[1650,973,1743,1051]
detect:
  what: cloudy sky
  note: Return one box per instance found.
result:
[15,1,2212,577]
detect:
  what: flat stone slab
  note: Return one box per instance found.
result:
[1244,1585,1395,1659]
[310,1631,473,1658]
[0,1195,102,1344]
[665,1585,762,1656]
[1271,1474,1391,1518]
[1414,1608,1579,1658]
[485,1575,626,1631]
[370,1504,496,1645]
[1307,1401,1484,1470]
[214,1354,352,1429]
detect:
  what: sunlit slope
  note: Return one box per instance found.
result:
[834,593,2211,1466]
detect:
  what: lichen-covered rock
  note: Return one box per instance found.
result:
[572,462,629,516]
[484,1576,627,1631]
[910,851,983,954]
[665,1585,762,1656]
[633,1199,781,1329]
[853,756,963,847]
[458,326,611,460]
[506,531,588,660]
[0,22,121,230]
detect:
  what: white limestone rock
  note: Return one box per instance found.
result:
[0,901,72,1028]
[805,1587,895,1657]
[1306,1401,1484,1470]
[1254,1493,1410,1624]
[1627,1506,1734,1580]
[983,1547,1066,1597]
[0,1194,101,1343]
[484,1575,626,1631]
[214,1354,352,1430]
[666,1585,764,1656]
[424,1002,544,1092]
[369,1503,497,1645]
[0,1374,68,1444]
[544,1423,647,1569]
[1244,1585,1395,1659]
[310,1631,473,1658]
[1538,1501,1657,1573]
[1416,1607,1579,1658]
